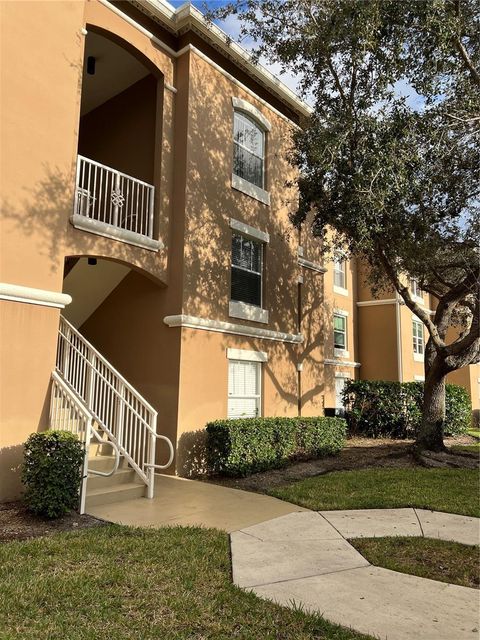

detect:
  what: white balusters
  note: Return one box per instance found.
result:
[55,316,173,496]
[74,155,155,240]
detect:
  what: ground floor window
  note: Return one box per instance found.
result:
[335,376,350,415]
[228,360,261,419]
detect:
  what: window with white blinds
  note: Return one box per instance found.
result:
[335,376,349,412]
[228,360,261,419]
[231,232,263,307]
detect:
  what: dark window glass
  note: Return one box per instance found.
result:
[231,233,262,307]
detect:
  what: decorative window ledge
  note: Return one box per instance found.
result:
[334,285,349,296]
[334,308,349,317]
[232,173,270,206]
[70,215,162,252]
[229,300,269,324]
[324,358,361,368]
[334,348,350,359]
[229,218,269,243]
[163,314,303,343]
[414,375,425,381]
[414,352,425,363]
[298,257,327,273]
[227,348,268,363]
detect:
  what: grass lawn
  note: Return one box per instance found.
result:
[350,537,479,589]
[270,468,480,517]
[0,525,372,640]
[451,443,480,453]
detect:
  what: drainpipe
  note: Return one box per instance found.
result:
[395,292,403,382]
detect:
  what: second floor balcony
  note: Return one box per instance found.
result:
[71,155,160,251]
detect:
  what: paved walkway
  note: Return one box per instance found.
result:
[87,474,307,532]
[231,510,480,640]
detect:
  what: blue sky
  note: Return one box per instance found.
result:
[168,1,424,109]
[167,0,304,96]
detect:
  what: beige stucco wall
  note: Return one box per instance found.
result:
[0,301,60,500]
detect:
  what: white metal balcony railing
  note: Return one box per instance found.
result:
[55,316,174,501]
[72,155,160,250]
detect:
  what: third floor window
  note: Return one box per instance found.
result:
[233,111,265,189]
[334,253,347,290]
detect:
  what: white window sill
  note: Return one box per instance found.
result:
[414,352,425,362]
[334,285,349,296]
[334,348,350,358]
[70,215,162,252]
[232,173,270,206]
[229,300,269,324]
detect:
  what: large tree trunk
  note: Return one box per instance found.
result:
[416,371,447,452]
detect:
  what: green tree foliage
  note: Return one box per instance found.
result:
[212,0,480,451]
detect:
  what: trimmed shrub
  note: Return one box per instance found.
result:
[206,416,347,477]
[344,380,471,439]
[22,430,85,518]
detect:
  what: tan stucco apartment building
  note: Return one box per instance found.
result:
[1,0,478,503]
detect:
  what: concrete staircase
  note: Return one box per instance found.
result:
[85,452,146,510]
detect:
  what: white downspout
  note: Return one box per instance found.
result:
[395,292,403,382]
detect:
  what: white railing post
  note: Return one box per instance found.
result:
[62,323,71,379]
[116,381,125,452]
[85,351,95,411]
[73,155,81,217]
[79,418,92,515]
[147,429,156,499]
[148,187,155,239]
[112,171,121,228]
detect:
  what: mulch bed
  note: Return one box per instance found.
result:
[203,435,479,494]
[0,501,105,543]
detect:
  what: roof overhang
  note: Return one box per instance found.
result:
[133,0,312,119]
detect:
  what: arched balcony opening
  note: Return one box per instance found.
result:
[74,30,163,251]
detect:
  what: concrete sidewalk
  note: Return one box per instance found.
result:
[231,510,480,640]
[87,474,308,532]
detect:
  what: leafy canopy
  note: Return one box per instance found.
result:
[212,0,479,368]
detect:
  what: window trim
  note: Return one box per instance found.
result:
[333,312,349,356]
[410,278,424,303]
[412,317,425,361]
[230,229,269,323]
[227,358,262,419]
[232,97,272,131]
[333,253,348,295]
[231,98,271,205]
[335,374,351,412]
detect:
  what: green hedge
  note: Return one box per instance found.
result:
[343,380,471,439]
[206,416,347,477]
[22,430,85,519]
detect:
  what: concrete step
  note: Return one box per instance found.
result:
[88,455,127,473]
[85,481,146,508]
[89,441,117,457]
[87,467,136,491]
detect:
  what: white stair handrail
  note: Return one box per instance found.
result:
[55,316,174,498]
[50,371,121,512]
